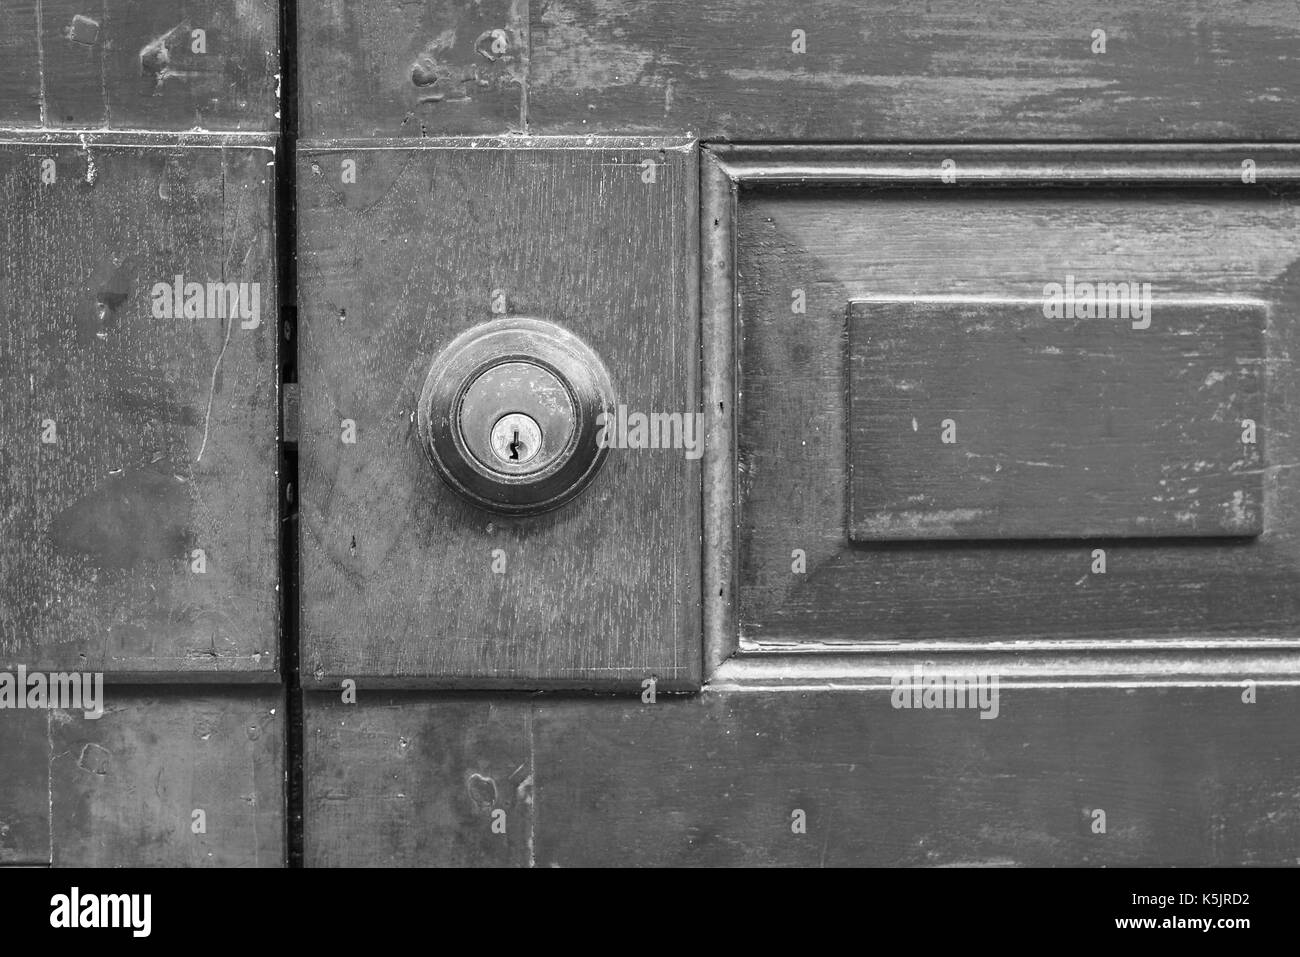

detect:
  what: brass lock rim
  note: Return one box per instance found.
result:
[417,317,615,515]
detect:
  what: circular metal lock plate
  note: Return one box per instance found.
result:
[459,362,574,476]
[417,317,615,514]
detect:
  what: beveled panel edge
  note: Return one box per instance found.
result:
[702,150,736,676]
[700,143,1300,686]
[705,143,1300,186]
[295,134,696,153]
[709,645,1300,691]
[0,129,277,149]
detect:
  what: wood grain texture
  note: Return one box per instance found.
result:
[0,709,51,865]
[48,689,284,867]
[0,0,279,131]
[848,299,1265,541]
[296,139,699,689]
[304,687,1300,866]
[0,136,279,678]
[0,0,41,126]
[305,694,533,866]
[296,0,1300,140]
[732,179,1300,647]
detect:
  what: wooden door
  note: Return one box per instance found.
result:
[292,1,1300,866]
[0,1,284,867]
[6,1,1298,871]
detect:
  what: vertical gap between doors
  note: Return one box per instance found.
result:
[276,0,303,869]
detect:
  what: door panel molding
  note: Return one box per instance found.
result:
[703,143,1300,687]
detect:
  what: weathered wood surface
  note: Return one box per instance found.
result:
[298,0,525,139]
[296,139,700,689]
[0,0,279,131]
[304,686,1300,866]
[0,1,41,127]
[50,689,284,866]
[733,179,1300,646]
[0,137,279,677]
[0,709,50,865]
[848,299,1265,541]
[296,0,1300,141]
[0,689,284,866]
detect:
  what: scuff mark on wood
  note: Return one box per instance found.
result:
[76,742,111,776]
[138,22,189,89]
[466,772,497,810]
[48,470,192,570]
[67,14,100,46]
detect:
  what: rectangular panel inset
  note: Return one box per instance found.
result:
[849,298,1265,541]
[296,139,699,690]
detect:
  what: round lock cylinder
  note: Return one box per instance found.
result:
[489,412,544,468]
[417,317,615,514]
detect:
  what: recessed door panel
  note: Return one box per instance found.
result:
[707,148,1300,650]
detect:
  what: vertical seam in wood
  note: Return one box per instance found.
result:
[45,710,54,866]
[34,0,47,127]
[99,0,110,126]
[684,141,700,684]
[519,0,530,134]
[526,708,536,868]
[277,0,302,868]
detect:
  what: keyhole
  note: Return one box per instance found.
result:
[489,412,542,468]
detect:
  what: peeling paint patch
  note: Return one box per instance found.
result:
[410,30,461,92]
[466,773,497,810]
[139,23,188,88]
[1223,489,1252,529]
[76,743,111,776]
[67,15,100,46]
[475,29,510,62]
[858,508,992,537]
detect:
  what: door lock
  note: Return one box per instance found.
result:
[417,317,615,514]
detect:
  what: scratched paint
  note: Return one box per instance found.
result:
[294,0,1300,139]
